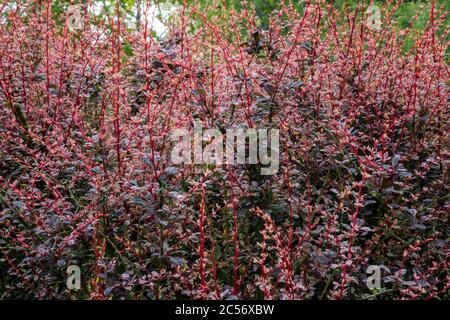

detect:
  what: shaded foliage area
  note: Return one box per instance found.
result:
[0,0,449,299]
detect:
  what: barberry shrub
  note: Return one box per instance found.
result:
[0,0,448,299]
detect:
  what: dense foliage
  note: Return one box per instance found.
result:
[0,0,448,299]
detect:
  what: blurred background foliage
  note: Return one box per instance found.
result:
[43,0,449,31]
[3,1,448,56]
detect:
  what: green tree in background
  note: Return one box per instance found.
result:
[5,0,447,53]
